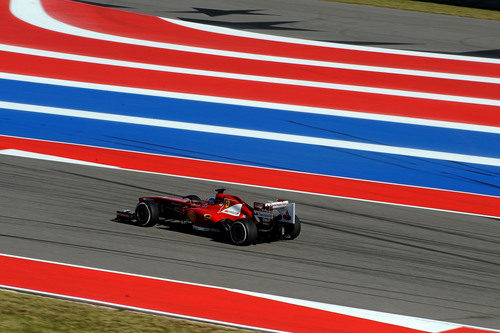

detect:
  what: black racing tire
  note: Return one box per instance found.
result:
[229,219,258,246]
[215,219,231,242]
[135,200,159,227]
[184,195,201,201]
[272,223,286,241]
[284,216,301,240]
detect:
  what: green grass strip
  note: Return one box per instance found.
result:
[0,289,254,333]
[323,0,500,20]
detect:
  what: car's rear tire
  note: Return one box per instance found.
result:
[230,219,258,246]
[272,223,286,240]
[284,216,301,240]
[135,200,159,227]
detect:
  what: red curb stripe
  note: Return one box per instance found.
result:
[41,0,500,78]
[0,254,427,333]
[1,50,499,127]
[4,46,498,100]
[1,135,499,218]
[1,1,498,102]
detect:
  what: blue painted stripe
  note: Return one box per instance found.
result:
[1,78,500,159]
[1,109,499,197]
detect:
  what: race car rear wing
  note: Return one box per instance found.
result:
[253,200,296,224]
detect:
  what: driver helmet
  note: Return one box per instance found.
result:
[207,198,216,205]
[215,193,224,203]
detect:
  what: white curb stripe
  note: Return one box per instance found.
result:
[0,149,120,168]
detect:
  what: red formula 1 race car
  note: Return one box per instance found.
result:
[116,189,300,245]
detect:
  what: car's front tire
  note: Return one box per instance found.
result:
[135,200,159,227]
[229,219,258,246]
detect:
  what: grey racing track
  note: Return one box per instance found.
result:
[1,0,500,330]
[1,155,499,329]
[73,0,500,57]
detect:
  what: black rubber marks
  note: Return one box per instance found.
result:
[174,8,272,17]
[178,17,315,31]
[71,0,130,9]
[171,7,317,31]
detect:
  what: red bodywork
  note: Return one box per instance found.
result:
[116,189,299,245]
[137,192,258,230]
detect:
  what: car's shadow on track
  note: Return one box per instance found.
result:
[111,218,284,246]
[158,224,231,244]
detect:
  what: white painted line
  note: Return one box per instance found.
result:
[235,290,458,333]
[1,72,499,134]
[0,149,119,168]
[11,0,500,80]
[162,18,500,65]
[1,253,498,333]
[2,134,499,220]
[2,44,499,106]
[2,100,500,167]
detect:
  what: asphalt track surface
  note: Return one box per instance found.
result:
[1,154,499,329]
[1,0,500,331]
[73,0,500,57]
